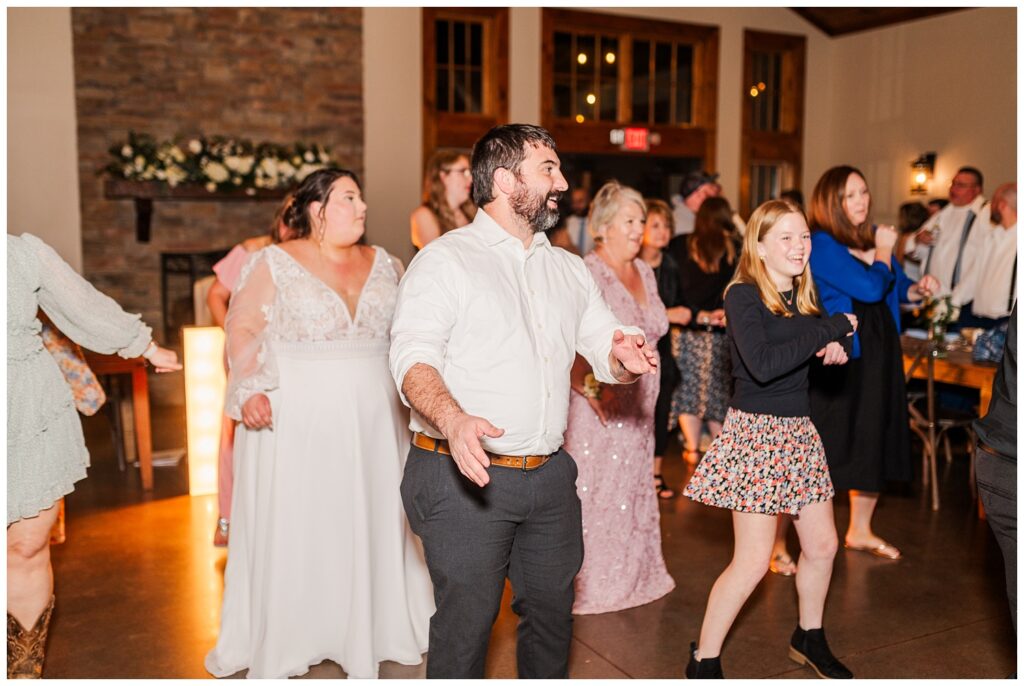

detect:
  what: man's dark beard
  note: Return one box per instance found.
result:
[510,183,561,233]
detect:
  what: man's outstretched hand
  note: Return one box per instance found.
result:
[610,329,658,379]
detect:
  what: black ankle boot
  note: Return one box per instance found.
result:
[685,641,724,679]
[789,626,853,679]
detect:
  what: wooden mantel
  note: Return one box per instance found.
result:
[104,179,288,243]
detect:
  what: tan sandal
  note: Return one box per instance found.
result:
[770,552,798,577]
[844,541,902,560]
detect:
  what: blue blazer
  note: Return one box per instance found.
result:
[809,231,914,358]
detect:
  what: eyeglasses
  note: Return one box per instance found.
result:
[443,167,472,178]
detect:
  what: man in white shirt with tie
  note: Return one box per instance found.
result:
[390,124,658,679]
[959,182,1017,329]
[908,166,989,305]
[563,187,593,255]
[671,170,718,236]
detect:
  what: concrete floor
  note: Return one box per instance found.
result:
[43,405,1015,678]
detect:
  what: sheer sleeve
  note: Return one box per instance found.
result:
[224,251,278,420]
[22,233,152,358]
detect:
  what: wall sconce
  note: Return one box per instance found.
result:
[183,326,226,496]
[910,152,936,195]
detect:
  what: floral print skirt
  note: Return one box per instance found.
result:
[684,408,835,516]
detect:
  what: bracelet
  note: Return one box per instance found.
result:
[581,372,602,400]
[141,341,158,360]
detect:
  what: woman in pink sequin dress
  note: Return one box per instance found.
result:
[564,181,675,614]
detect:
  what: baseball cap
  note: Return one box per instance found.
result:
[680,171,720,199]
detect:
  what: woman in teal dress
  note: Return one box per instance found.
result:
[6,233,180,678]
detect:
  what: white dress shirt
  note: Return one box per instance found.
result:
[565,214,595,256]
[670,195,745,237]
[965,222,1017,319]
[909,195,989,303]
[671,195,695,236]
[731,211,747,237]
[389,208,642,456]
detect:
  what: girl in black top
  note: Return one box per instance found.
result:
[683,200,857,679]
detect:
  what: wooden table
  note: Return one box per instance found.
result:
[902,337,998,414]
[83,352,154,491]
[901,336,998,511]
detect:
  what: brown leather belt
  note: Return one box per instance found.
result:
[412,432,552,471]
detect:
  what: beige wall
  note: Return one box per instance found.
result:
[827,8,1017,223]
[363,7,423,264]
[8,8,82,271]
[509,8,542,125]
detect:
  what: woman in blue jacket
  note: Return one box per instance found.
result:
[799,167,939,561]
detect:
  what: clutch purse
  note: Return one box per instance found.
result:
[39,317,107,416]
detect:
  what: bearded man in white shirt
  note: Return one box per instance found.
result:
[390,124,658,679]
[959,182,1017,329]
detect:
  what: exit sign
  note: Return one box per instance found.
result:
[623,127,649,151]
[609,127,650,152]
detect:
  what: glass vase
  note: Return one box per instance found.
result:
[928,320,948,358]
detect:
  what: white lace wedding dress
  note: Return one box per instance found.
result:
[204,244,433,679]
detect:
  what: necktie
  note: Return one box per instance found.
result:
[950,210,977,289]
[1009,256,1017,313]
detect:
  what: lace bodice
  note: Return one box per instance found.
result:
[224,245,401,418]
[254,245,399,342]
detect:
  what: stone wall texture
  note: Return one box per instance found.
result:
[72,7,363,402]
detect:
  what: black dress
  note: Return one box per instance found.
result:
[666,236,738,426]
[652,252,683,456]
[809,298,913,491]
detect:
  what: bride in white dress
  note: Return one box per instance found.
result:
[205,169,434,679]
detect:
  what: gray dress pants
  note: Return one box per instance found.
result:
[976,443,1017,632]
[401,444,584,678]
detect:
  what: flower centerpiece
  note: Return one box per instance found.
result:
[103,132,332,195]
[919,294,960,356]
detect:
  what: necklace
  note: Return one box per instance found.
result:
[781,288,795,307]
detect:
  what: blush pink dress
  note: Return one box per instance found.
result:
[564,252,675,615]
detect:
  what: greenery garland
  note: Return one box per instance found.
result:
[103,131,333,194]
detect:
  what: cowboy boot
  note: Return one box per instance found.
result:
[7,596,55,679]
